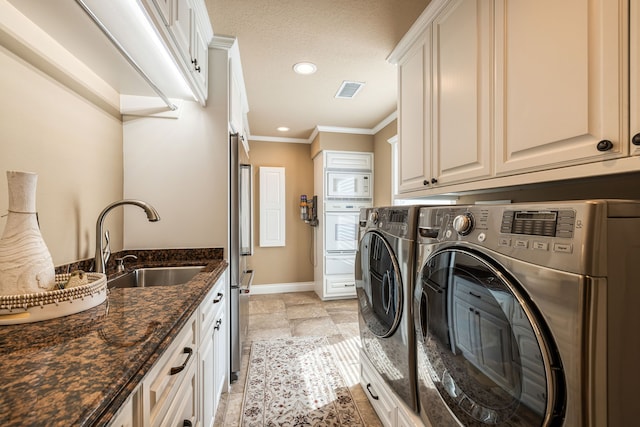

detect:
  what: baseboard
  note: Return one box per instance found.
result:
[250,281,316,295]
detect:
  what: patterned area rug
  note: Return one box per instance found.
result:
[241,336,365,426]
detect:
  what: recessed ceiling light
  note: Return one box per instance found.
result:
[277,127,290,132]
[293,62,317,75]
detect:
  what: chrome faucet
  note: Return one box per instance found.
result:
[95,200,160,274]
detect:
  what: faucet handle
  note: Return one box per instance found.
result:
[102,230,111,265]
[115,254,138,273]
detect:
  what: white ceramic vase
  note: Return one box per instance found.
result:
[0,171,55,295]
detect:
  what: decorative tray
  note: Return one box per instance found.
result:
[0,272,107,325]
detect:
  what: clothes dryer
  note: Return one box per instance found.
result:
[356,205,419,411]
[414,201,640,426]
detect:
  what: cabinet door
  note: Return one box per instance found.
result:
[163,359,198,427]
[432,0,492,185]
[213,304,227,404]
[201,331,215,427]
[171,0,193,65]
[452,297,478,363]
[360,351,397,427]
[477,308,514,389]
[632,0,640,155]
[495,0,626,175]
[191,18,208,96]
[398,30,431,193]
[108,396,133,427]
[152,0,173,25]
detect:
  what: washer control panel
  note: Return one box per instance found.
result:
[500,209,575,238]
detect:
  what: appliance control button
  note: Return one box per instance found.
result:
[532,241,549,251]
[553,243,573,253]
[369,211,379,224]
[498,237,511,247]
[477,232,486,242]
[453,213,474,235]
[514,239,529,249]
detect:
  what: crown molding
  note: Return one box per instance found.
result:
[387,0,448,64]
[248,110,398,144]
[248,135,310,144]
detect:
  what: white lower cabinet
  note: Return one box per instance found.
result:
[200,273,227,427]
[109,387,139,427]
[360,349,424,427]
[143,312,198,427]
[164,359,198,427]
[112,272,228,427]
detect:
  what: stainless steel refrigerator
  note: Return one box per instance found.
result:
[229,133,253,382]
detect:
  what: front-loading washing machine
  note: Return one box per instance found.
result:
[356,205,420,411]
[413,200,640,426]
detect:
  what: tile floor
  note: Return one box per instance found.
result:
[214,291,383,426]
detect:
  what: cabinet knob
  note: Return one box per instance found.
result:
[191,58,201,73]
[431,178,438,184]
[596,139,613,151]
[423,179,429,186]
[632,133,640,146]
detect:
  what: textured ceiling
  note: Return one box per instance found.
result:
[206,0,431,140]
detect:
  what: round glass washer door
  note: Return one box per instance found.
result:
[416,248,564,426]
[356,230,403,338]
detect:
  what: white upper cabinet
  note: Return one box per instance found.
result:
[432,0,492,185]
[631,0,640,156]
[143,0,212,104]
[391,0,632,196]
[152,0,173,26]
[494,0,626,174]
[397,29,430,193]
[396,0,491,194]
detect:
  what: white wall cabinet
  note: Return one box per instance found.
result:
[397,30,429,194]
[396,0,491,194]
[142,0,212,104]
[494,0,626,174]
[390,0,631,197]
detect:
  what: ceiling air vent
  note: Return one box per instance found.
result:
[335,81,365,99]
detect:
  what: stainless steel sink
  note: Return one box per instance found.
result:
[107,266,205,289]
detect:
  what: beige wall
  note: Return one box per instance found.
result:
[310,131,374,159]
[0,48,123,266]
[247,141,315,285]
[373,119,396,206]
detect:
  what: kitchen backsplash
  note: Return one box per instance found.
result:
[54,248,224,276]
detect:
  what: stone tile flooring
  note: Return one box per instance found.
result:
[214,291,383,426]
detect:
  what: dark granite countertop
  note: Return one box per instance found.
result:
[0,250,227,427]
